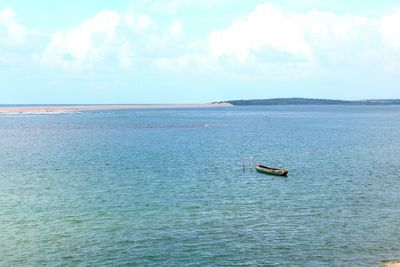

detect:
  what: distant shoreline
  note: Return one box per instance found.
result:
[218,98,400,106]
[0,103,232,114]
[3,98,400,114]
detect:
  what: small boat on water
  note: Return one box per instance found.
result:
[255,164,288,176]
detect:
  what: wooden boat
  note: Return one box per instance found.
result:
[255,164,288,176]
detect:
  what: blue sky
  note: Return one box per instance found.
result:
[1,0,400,103]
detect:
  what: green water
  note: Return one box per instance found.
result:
[1,106,399,266]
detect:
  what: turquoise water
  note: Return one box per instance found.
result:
[1,106,399,266]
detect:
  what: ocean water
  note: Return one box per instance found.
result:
[0,106,399,266]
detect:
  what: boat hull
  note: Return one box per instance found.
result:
[255,165,288,176]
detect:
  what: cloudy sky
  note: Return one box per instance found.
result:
[1,0,400,103]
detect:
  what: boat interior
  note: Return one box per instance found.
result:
[257,164,284,171]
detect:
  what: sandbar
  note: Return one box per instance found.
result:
[0,103,232,114]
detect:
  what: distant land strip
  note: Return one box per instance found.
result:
[0,103,232,114]
[216,98,400,106]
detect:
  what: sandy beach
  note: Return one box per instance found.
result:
[380,261,400,267]
[0,103,232,114]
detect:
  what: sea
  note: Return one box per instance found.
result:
[0,105,399,266]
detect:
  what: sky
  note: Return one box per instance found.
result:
[1,0,400,104]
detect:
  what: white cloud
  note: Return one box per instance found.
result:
[304,10,372,45]
[125,13,157,33]
[379,9,400,73]
[0,7,29,45]
[4,3,400,76]
[39,9,186,70]
[380,9,400,49]
[156,54,205,69]
[157,3,399,76]
[206,4,378,65]
[168,20,183,38]
[141,0,222,13]
[41,11,121,69]
[208,4,312,62]
[118,42,134,69]
[0,7,45,68]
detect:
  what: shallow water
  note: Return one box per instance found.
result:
[1,106,399,266]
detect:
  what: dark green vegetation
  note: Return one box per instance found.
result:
[217,98,400,106]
